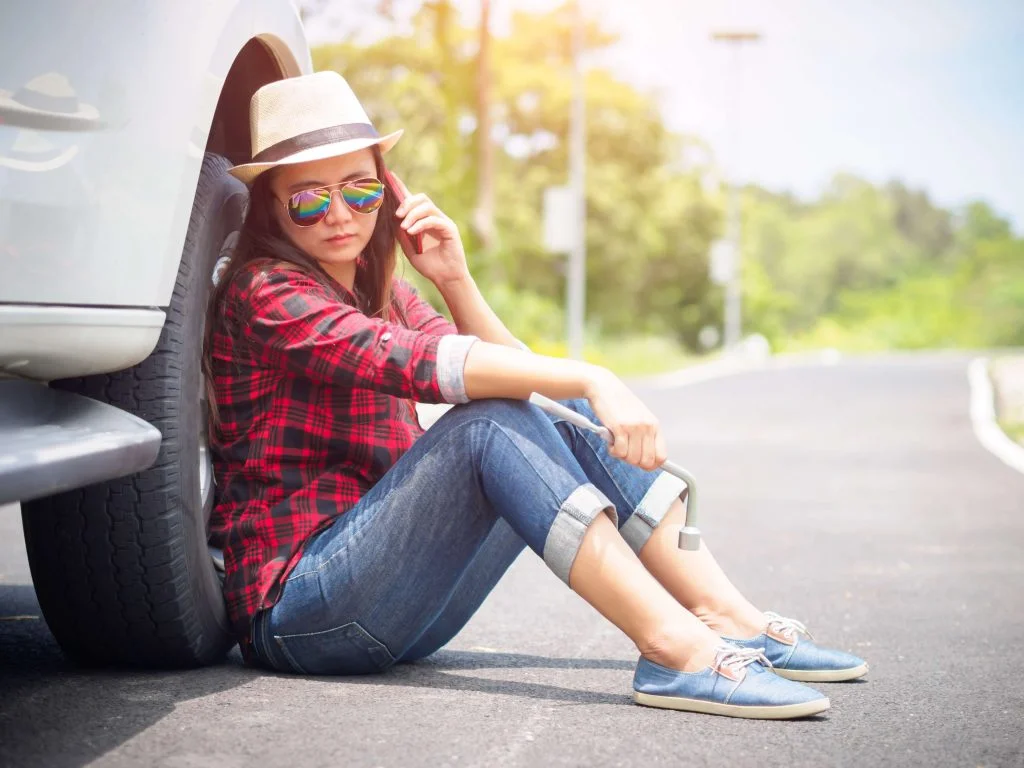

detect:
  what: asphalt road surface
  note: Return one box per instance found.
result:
[2,353,1022,767]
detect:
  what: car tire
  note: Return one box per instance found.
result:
[20,153,246,668]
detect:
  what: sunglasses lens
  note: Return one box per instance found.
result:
[288,189,331,225]
[341,179,385,213]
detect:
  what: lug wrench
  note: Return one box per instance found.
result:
[528,393,701,551]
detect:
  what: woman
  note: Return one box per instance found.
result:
[204,72,866,720]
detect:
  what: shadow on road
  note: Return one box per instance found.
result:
[251,648,819,719]
[243,647,636,707]
[247,649,829,722]
[0,583,250,768]
[373,663,628,707]
[416,648,637,672]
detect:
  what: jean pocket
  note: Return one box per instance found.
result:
[273,621,396,676]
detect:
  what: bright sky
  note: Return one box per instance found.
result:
[307,0,1024,232]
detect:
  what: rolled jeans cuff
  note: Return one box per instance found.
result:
[543,483,617,584]
[620,471,688,554]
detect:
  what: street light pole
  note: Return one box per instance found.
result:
[474,0,495,256]
[711,30,760,351]
[567,0,587,360]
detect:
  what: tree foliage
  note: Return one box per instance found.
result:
[309,3,1022,358]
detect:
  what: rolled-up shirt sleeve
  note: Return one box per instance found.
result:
[244,268,477,404]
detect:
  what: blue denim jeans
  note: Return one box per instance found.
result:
[251,398,686,675]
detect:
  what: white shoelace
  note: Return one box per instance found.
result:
[765,611,815,642]
[713,644,773,676]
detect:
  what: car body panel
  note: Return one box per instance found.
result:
[0,379,163,505]
[0,0,310,381]
[0,305,166,380]
[0,0,310,309]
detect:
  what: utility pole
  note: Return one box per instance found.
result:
[474,0,495,256]
[567,0,587,360]
[430,1,459,205]
[711,30,760,351]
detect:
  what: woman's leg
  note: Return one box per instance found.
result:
[252,399,720,676]
[543,401,865,686]
[397,517,525,662]
[546,399,767,638]
[404,397,766,662]
[635,499,767,637]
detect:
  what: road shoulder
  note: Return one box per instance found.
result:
[969,355,1024,474]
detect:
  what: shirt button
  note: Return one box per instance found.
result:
[381,332,392,343]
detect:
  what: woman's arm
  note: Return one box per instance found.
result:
[394,194,521,349]
[461,341,668,471]
[395,192,667,470]
[435,275,522,349]
[461,340,596,401]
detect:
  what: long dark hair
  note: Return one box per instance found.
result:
[202,145,406,427]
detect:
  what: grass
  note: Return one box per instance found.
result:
[989,356,1024,447]
[999,421,1024,444]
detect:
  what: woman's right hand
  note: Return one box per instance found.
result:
[583,367,668,472]
[459,343,667,471]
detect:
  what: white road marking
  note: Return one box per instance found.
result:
[967,357,1024,475]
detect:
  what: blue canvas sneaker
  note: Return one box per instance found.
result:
[724,612,868,682]
[632,645,830,719]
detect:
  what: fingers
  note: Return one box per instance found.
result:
[584,370,665,472]
[606,423,629,461]
[628,422,654,470]
[398,199,439,231]
[407,215,453,237]
[624,424,644,468]
[654,430,668,468]
[638,428,657,471]
[394,192,429,219]
[605,418,665,471]
[396,193,451,233]
[634,425,667,471]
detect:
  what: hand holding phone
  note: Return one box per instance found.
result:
[385,169,440,259]
[384,169,469,286]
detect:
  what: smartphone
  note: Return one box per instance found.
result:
[384,169,440,258]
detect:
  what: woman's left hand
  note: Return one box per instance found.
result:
[395,193,470,287]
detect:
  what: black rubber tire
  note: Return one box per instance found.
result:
[20,153,247,668]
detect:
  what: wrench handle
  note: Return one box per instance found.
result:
[528,393,700,550]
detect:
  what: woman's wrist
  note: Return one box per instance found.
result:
[433,271,475,297]
[578,361,611,401]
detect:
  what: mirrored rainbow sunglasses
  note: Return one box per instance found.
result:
[284,177,385,226]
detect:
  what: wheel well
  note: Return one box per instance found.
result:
[205,38,288,165]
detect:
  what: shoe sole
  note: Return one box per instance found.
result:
[772,663,869,682]
[633,691,830,720]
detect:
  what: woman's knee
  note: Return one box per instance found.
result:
[458,397,541,426]
[450,398,564,465]
[458,397,594,425]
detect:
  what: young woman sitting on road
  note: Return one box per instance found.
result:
[203,71,867,720]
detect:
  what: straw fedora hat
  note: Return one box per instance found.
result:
[0,72,103,131]
[228,71,402,184]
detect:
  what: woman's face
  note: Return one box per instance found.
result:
[269,148,379,284]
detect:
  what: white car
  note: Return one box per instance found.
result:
[0,1,311,667]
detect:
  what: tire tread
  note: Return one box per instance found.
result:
[21,154,241,668]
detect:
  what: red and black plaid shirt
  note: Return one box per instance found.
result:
[208,261,476,650]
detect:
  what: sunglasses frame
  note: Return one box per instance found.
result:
[281,177,386,227]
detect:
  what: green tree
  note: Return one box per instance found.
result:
[308,3,1022,361]
[314,3,720,348]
